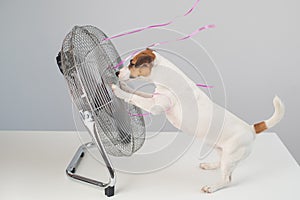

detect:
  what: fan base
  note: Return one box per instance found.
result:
[66,142,115,197]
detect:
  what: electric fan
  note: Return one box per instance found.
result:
[56,25,146,197]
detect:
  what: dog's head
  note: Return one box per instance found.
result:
[117,48,156,81]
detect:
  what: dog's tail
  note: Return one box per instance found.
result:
[252,96,285,134]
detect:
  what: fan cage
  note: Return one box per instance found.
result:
[60,25,146,156]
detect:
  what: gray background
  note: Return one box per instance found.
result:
[0,0,299,163]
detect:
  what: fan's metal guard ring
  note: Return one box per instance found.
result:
[59,25,146,157]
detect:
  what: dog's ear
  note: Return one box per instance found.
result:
[132,48,156,67]
[144,48,155,59]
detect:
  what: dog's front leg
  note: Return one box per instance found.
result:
[119,81,153,98]
[112,84,163,115]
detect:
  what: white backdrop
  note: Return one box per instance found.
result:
[0,0,299,163]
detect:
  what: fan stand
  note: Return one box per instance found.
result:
[66,111,116,197]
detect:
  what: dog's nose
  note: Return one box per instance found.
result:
[115,71,120,77]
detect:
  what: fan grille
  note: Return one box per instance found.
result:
[60,25,145,156]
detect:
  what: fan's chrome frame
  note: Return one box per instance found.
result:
[58,25,145,197]
[66,111,115,197]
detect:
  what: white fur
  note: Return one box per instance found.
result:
[265,96,285,128]
[112,51,285,193]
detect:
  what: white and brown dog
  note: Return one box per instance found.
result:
[111,48,285,193]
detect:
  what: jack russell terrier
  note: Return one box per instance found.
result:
[111,48,285,193]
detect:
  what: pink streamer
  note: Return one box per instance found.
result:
[104,22,173,41]
[184,0,201,16]
[107,1,214,116]
[112,24,215,70]
[104,0,201,42]
[196,83,213,88]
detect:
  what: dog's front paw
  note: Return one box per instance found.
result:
[111,84,130,101]
[111,84,123,98]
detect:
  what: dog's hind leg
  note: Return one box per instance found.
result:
[201,160,237,193]
[201,146,247,193]
[199,146,222,170]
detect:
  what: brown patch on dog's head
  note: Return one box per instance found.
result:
[127,48,156,78]
[129,48,156,68]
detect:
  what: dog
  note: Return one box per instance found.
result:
[111,48,285,193]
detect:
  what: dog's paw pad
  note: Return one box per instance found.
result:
[201,186,212,193]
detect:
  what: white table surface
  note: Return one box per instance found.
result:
[0,131,299,200]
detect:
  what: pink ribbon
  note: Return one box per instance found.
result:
[184,0,201,16]
[196,83,214,88]
[104,0,201,42]
[112,24,215,70]
[106,1,214,116]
